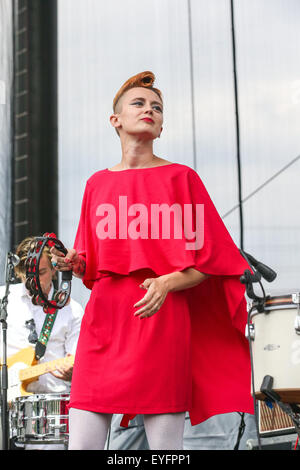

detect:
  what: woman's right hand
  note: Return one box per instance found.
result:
[50,247,86,278]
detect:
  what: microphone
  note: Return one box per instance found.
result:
[240,268,261,285]
[4,252,20,285]
[241,251,277,283]
[8,252,20,267]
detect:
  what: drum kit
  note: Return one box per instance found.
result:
[241,250,300,447]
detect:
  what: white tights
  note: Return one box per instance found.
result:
[68,409,186,450]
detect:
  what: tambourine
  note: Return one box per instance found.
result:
[25,232,72,314]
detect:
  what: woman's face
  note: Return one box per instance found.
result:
[111,87,163,140]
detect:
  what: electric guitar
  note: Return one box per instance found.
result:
[6,347,74,402]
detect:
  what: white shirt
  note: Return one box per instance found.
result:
[0,282,84,394]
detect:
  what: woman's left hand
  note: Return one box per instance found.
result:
[133,276,169,319]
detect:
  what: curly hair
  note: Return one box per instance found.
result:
[14,236,52,281]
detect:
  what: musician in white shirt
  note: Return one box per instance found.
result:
[0,236,84,450]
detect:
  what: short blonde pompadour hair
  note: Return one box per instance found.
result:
[112,71,163,136]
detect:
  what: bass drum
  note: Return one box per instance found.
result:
[10,393,70,447]
[248,292,300,403]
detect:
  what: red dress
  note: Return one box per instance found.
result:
[69,163,254,426]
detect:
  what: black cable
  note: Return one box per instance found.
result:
[247,271,267,452]
[247,305,262,450]
[234,412,246,450]
[230,0,244,251]
[187,0,197,172]
[235,250,266,450]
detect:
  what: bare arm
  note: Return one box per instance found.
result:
[160,268,210,293]
[70,254,86,279]
[134,268,210,319]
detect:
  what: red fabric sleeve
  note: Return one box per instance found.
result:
[183,169,253,424]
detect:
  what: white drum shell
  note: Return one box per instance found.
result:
[251,304,300,402]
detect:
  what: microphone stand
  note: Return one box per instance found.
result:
[0,254,18,450]
[238,250,276,450]
[238,250,283,450]
[239,249,275,311]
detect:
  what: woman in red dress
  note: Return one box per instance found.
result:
[51,71,253,450]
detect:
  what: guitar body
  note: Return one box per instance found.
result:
[7,347,74,402]
[7,347,38,401]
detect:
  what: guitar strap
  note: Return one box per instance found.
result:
[35,290,58,360]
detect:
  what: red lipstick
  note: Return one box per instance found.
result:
[141,118,154,123]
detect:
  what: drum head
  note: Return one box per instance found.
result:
[249,293,300,404]
[250,291,300,317]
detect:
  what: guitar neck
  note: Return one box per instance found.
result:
[19,357,74,382]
